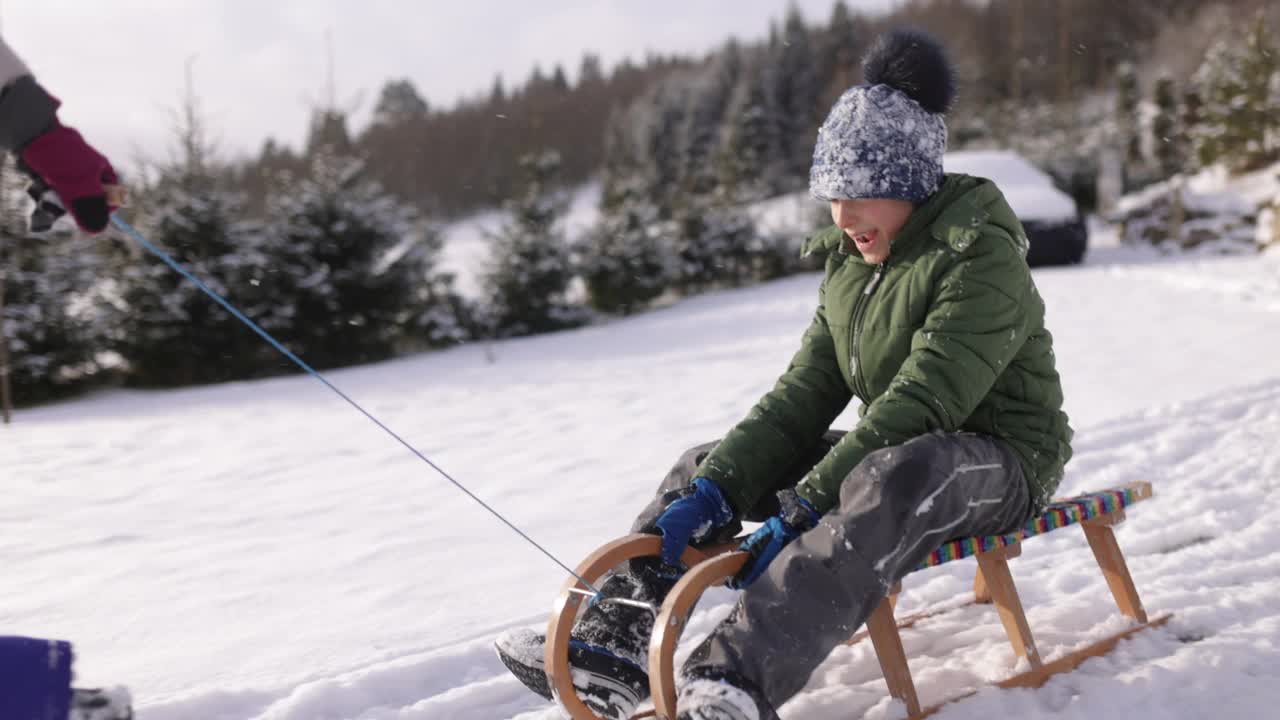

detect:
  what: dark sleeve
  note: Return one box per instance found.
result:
[0,74,59,151]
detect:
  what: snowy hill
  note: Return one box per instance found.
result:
[5,222,1280,719]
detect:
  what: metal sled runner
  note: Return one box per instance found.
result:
[545,481,1168,720]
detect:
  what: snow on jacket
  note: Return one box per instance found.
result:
[695,173,1073,517]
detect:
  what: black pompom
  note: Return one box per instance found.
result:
[862,28,956,114]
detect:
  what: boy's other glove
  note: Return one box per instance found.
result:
[730,488,820,589]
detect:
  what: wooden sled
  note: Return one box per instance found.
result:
[546,481,1167,720]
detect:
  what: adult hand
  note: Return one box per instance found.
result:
[21,122,118,233]
[730,488,820,589]
[0,76,119,234]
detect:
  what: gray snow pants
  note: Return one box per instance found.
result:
[629,430,1032,716]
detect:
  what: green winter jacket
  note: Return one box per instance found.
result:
[695,173,1072,517]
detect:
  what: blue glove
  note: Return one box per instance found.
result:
[653,477,735,567]
[731,489,820,589]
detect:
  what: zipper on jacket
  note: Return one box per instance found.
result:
[849,262,887,400]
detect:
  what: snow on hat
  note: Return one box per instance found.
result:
[809,29,957,204]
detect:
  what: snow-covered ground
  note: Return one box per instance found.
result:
[4,215,1280,719]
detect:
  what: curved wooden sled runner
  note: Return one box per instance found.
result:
[547,481,1169,720]
[544,535,725,720]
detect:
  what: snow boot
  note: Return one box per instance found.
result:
[69,687,133,720]
[496,558,677,717]
[495,628,648,720]
[674,678,762,720]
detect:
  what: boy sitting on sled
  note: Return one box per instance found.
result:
[498,28,1072,720]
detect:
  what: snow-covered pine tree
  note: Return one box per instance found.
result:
[0,164,116,405]
[1151,74,1185,181]
[292,108,470,355]
[638,82,692,219]
[398,223,474,350]
[814,1,866,114]
[1180,86,1203,172]
[746,229,809,283]
[262,148,439,369]
[716,54,785,203]
[771,6,819,185]
[669,193,757,294]
[578,182,671,315]
[598,108,644,216]
[1114,62,1145,191]
[673,42,741,200]
[479,150,589,337]
[113,83,276,386]
[1189,12,1280,173]
[115,164,273,385]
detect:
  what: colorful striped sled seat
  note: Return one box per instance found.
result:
[914,481,1153,570]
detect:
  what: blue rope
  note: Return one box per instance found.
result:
[110,214,600,595]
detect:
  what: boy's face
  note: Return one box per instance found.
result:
[829,198,914,264]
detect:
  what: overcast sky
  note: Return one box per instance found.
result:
[5,0,893,169]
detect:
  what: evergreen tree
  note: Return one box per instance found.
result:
[746,230,807,283]
[116,168,269,385]
[115,88,271,386]
[815,1,866,112]
[399,225,474,349]
[716,55,785,202]
[639,82,693,218]
[307,109,354,157]
[599,109,642,216]
[263,146,439,368]
[479,150,589,337]
[1180,86,1203,172]
[1114,62,1144,190]
[1151,74,1184,180]
[592,111,676,315]
[670,194,757,294]
[673,42,742,199]
[0,166,116,405]
[371,79,429,128]
[578,185,671,315]
[1190,12,1280,172]
[772,5,819,183]
[1,236,117,406]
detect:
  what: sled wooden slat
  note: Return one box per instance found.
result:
[976,544,1042,667]
[997,613,1172,690]
[1082,512,1148,623]
[912,613,1173,719]
[866,594,921,716]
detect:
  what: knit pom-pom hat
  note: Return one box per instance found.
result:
[809,28,957,203]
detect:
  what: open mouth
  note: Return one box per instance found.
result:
[853,229,878,248]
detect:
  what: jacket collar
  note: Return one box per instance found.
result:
[799,174,995,261]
